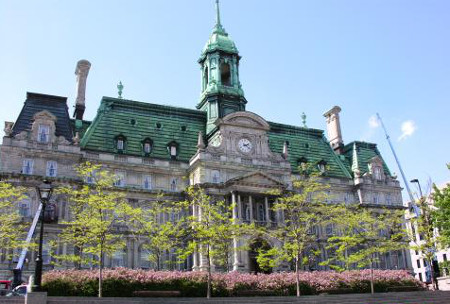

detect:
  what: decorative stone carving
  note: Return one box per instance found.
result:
[3,121,14,136]
[58,136,70,145]
[31,110,57,144]
[14,131,28,140]
[72,132,80,145]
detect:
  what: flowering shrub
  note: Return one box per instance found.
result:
[42,268,425,297]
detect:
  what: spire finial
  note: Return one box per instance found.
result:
[215,0,221,27]
[117,81,123,99]
[301,112,307,128]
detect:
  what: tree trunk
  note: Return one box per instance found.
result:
[370,260,374,294]
[295,255,301,297]
[98,246,103,298]
[207,246,212,299]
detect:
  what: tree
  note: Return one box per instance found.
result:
[409,194,440,290]
[132,195,187,271]
[0,182,27,261]
[256,170,336,297]
[56,162,137,297]
[324,206,408,294]
[433,164,450,248]
[180,185,252,298]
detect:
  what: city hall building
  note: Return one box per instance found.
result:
[0,1,411,279]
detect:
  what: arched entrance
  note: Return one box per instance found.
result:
[248,239,272,274]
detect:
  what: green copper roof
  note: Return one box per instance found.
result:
[268,122,352,178]
[343,141,392,177]
[80,97,206,161]
[201,0,238,56]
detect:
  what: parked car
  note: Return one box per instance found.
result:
[6,285,27,297]
[0,280,12,296]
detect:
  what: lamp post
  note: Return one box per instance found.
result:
[410,179,423,199]
[33,180,53,292]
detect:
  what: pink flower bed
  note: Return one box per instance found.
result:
[42,268,424,297]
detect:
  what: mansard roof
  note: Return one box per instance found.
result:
[11,92,73,142]
[267,122,352,179]
[343,141,392,177]
[80,97,206,161]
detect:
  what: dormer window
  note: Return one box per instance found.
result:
[167,142,178,159]
[298,157,308,171]
[142,138,153,155]
[317,160,327,173]
[115,135,126,152]
[374,166,382,180]
[38,124,50,143]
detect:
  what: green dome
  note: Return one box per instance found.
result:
[202,26,238,55]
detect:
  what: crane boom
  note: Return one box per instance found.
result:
[376,113,419,215]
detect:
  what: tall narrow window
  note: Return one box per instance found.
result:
[220,62,231,86]
[117,139,124,150]
[258,203,265,222]
[204,66,209,89]
[38,124,50,143]
[374,166,382,180]
[22,159,34,175]
[144,142,151,154]
[143,175,152,190]
[19,199,30,217]
[170,178,177,191]
[212,170,220,183]
[168,142,178,159]
[46,161,57,177]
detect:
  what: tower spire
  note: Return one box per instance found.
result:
[216,0,221,27]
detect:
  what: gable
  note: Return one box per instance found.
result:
[343,141,392,177]
[226,171,285,189]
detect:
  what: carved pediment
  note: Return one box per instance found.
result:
[226,171,285,189]
[217,111,270,131]
[33,110,57,122]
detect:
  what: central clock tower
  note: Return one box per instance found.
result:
[197,0,247,134]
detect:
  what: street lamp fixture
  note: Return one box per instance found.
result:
[33,180,53,292]
[410,179,423,198]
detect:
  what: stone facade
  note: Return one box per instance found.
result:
[0,1,411,280]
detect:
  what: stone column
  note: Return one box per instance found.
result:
[264,197,270,226]
[249,195,254,223]
[237,193,242,219]
[232,191,241,271]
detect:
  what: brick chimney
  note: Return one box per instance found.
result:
[73,59,91,120]
[323,106,344,154]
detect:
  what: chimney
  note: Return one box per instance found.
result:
[73,59,91,120]
[323,106,344,154]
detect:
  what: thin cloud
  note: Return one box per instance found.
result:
[398,120,417,141]
[368,115,380,128]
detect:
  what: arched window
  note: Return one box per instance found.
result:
[220,62,231,86]
[204,66,209,89]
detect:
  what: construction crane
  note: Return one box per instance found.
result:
[376,113,420,216]
[12,203,43,288]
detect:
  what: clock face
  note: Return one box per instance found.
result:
[238,138,253,153]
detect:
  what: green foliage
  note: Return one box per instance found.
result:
[179,186,253,298]
[257,168,338,297]
[439,261,450,277]
[132,194,187,270]
[0,182,28,260]
[324,206,407,271]
[55,162,138,297]
[433,165,450,248]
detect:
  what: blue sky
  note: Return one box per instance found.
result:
[1,0,449,199]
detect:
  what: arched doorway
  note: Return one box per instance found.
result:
[248,239,272,274]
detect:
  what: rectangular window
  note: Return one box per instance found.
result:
[38,124,50,143]
[19,200,30,217]
[143,175,152,190]
[417,259,421,268]
[22,159,34,175]
[444,254,447,261]
[170,146,177,157]
[419,273,423,282]
[170,178,177,191]
[46,161,57,177]
[117,139,124,150]
[114,171,126,187]
[373,193,380,204]
[386,193,392,205]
